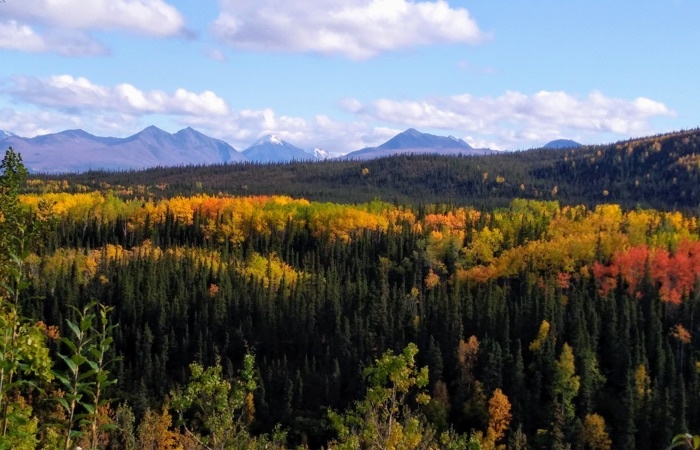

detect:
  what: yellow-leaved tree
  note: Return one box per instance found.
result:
[581,413,612,450]
[483,388,512,450]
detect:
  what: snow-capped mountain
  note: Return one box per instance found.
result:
[261,135,283,145]
[307,147,344,160]
[242,134,317,163]
[2,126,244,173]
[1,130,15,140]
[344,128,494,160]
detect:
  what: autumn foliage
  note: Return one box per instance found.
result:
[485,388,512,448]
[8,148,700,450]
[592,240,700,303]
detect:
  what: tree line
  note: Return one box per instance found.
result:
[26,128,700,213]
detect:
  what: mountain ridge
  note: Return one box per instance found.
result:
[3,126,245,173]
[344,128,494,160]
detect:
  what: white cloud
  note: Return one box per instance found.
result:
[212,0,485,59]
[0,107,84,137]
[463,136,504,151]
[0,20,47,53]
[347,90,675,148]
[0,0,185,56]
[0,20,107,56]
[7,75,230,116]
[4,0,185,37]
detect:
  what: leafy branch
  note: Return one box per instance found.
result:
[54,301,119,450]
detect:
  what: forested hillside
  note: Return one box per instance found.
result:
[28,128,700,212]
[3,131,700,449]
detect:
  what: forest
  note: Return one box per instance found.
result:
[2,129,700,449]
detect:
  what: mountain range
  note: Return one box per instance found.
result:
[0,125,525,173]
[0,126,244,173]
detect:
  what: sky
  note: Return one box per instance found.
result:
[1,0,698,153]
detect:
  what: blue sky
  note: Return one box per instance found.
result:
[1,0,698,153]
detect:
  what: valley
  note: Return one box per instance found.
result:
[2,128,700,448]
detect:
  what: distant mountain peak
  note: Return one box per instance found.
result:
[379,128,473,151]
[0,130,14,140]
[254,134,283,146]
[175,127,206,138]
[343,128,493,160]
[61,129,98,138]
[543,139,582,149]
[139,125,168,135]
[244,135,316,163]
[122,126,174,147]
